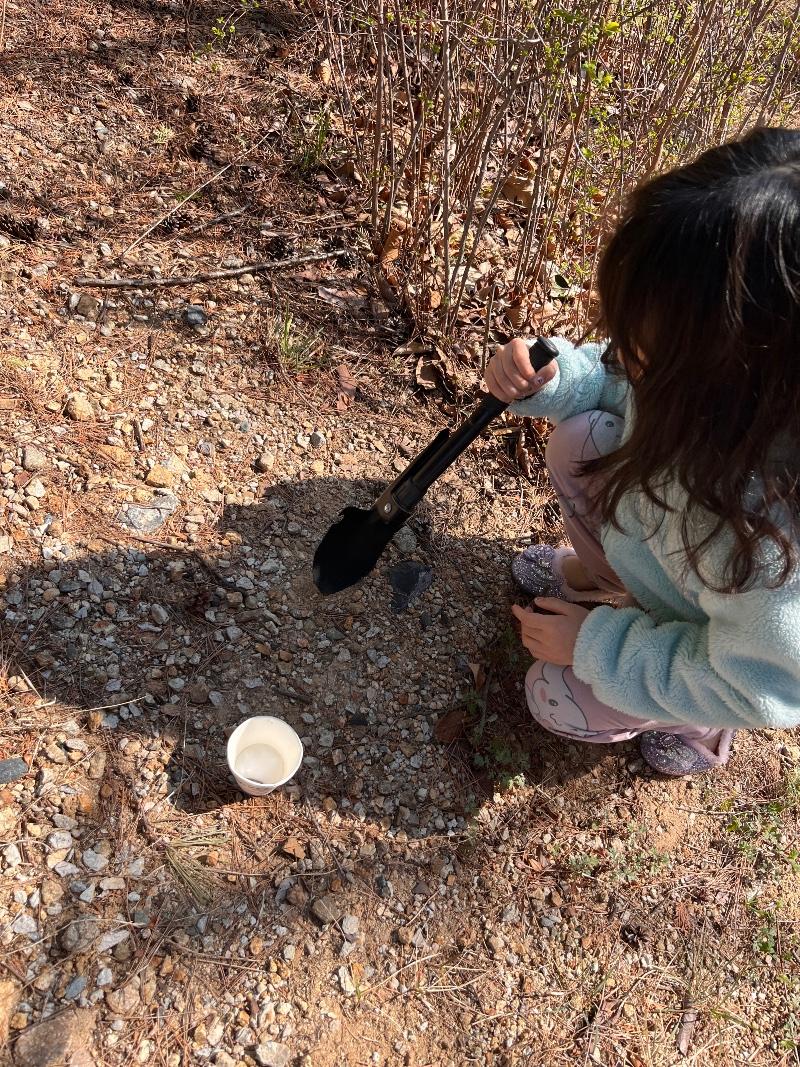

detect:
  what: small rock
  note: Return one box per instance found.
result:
[389,560,433,614]
[396,925,413,946]
[96,968,113,987]
[254,1042,291,1067]
[0,757,28,785]
[82,849,108,872]
[22,446,47,472]
[340,915,359,942]
[310,894,340,925]
[310,431,326,449]
[11,914,38,939]
[47,830,74,851]
[65,393,94,422]
[60,917,101,954]
[145,465,174,488]
[64,975,87,1001]
[105,982,140,1015]
[0,979,20,1047]
[150,603,169,625]
[184,305,208,328]
[74,293,101,320]
[255,452,275,472]
[394,527,418,554]
[118,494,178,533]
[14,1007,96,1067]
[337,965,355,995]
[188,683,209,705]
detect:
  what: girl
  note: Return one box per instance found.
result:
[485,127,800,776]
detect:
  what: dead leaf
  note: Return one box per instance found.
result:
[281,837,306,861]
[415,357,439,390]
[336,363,357,411]
[502,174,535,208]
[434,706,467,743]
[515,436,531,477]
[314,57,332,85]
[393,340,432,357]
[676,1006,699,1056]
[426,289,442,310]
[506,301,525,330]
[317,286,367,309]
[468,662,486,690]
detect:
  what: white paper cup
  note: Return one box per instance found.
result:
[226,716,303,797]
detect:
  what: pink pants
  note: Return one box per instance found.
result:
[525,411,733,767]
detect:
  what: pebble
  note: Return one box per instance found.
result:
[255,452,275,472]
[184,305,208,327]
[82,849,108,872]
[340,915,359,942]
[310,895,340,925]
[47,830,74,851]
[11,913,38,938]
[0,757,28,784]
[310,431,326,448]
[22,446,47,472]
[64,392,94,422]
[14,1006,96,1067]
[64,976,87,1001]
[254,1043,291,1067]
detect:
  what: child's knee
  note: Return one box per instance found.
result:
[545,411,624,475]
[525,660,593,738]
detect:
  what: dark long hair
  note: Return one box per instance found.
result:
[588,127,800,592]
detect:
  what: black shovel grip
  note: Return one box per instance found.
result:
[385,336,558,515]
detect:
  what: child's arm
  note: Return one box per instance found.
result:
[572,579,800,730]
[509,337,629,423]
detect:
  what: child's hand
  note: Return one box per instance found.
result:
[511,600,589,667]
[485,338,558,403]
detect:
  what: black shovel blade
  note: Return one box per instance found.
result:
[313,505,409,595]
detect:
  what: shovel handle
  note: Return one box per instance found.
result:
[379,336,558,518]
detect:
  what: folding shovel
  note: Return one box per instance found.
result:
[312,336,558,595]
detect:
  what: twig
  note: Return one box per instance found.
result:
[74,252,335,290]
[183,206,249,236]
[120,131,272,258]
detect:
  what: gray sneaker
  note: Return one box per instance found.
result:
[512,544,614,603]
[639,731,722,776]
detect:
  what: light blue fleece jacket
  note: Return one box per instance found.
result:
[510,337,800,731]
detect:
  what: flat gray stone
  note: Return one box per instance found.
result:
[0,757,28,785]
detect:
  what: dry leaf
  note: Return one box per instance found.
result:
[502,174,535,208]
[434,706,467,743]
[336,363,357,411]
[506,301,525,330]
[393,340,432,356]
[317,285,366,309]
[468,662,486,689]
[281,837,306,861]
[314,57,332,85]
[415,357,439,390]
[426,289,442,310]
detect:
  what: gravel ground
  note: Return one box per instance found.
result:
[2,3,800,1066]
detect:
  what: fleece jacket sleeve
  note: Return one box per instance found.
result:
[572,577,800,730]
[509,337,629,424]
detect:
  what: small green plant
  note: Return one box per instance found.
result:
[266,305,322,373]
[295,110,331,178]
[567,852,602,876]
[152,125,175,146]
